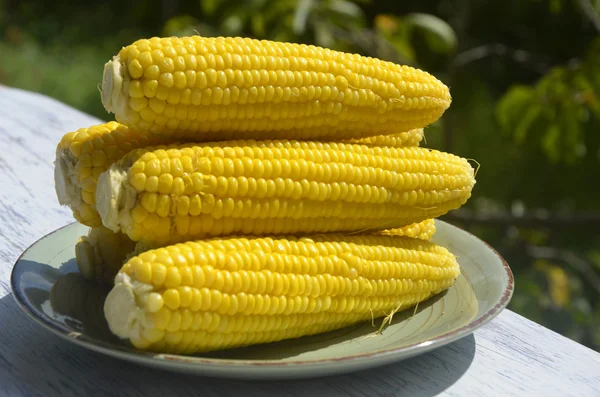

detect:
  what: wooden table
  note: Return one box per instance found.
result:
[1,85,599,396]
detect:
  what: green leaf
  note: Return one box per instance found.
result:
[315,23,335,48]
[251,14,266,37]
[541,124,561,162]
[514,104,542,143]
[222,14,245,35]
[161,16,200,36]
[403,13,458,54]
[496,85,535,130]
[261,0,297,33]
[328,0,364,19]
[559,103,583,162]
[375,14,401,35]
[387,37,416,63]
[201,0,227,16]
[574,73,600,122]
[549,0,562,14]
[293,0,315,35]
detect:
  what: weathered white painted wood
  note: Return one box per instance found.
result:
[0,85,599,396]
[0,86,104,297]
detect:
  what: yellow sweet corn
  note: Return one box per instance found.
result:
[348,128,424,148]
[378,218,436,240]
[55,121,422,227]
[54,121,167,226]
[95,140,475,244]
[72,219,434,285]
[104,233,460,353]
[75,226,138,284]
[101,36,451,141]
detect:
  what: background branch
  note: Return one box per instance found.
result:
[444,208,600,227]
[451,43,550,73]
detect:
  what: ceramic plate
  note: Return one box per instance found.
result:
[11,220,513,380]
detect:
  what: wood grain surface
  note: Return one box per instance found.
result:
[0,85,599,397]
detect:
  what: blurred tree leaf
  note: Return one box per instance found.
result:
[536,260,571,308]
[550,0,563,14]
[328,0,364,19]
[201,0,229,16]
[315,23,335,47]
[251,13,266,37]
[161,15,202,36]
[403,13,457,54]
[293,0,315,35]
[495,37,600,164]
[374,12,457,64]
[496,85,535,139]
[374,14,416,62]
[222,13,245,35]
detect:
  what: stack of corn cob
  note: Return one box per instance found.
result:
[53,36,476,354]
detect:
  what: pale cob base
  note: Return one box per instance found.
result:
[54,150,82,220]
[102,59,129,123]
[96,167,137,232]
[75,227,138,284]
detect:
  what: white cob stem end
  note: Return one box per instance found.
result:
[75,237,96,280]
[54,149,84,211]
[101,56,129,117]
[96,165,136,233]
[104,273,152,342]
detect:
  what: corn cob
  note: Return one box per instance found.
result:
[95,140,475,244]
[54,121,167,226]
[101,36,451,141]
[75,226,138,284]
[104,233,460,353]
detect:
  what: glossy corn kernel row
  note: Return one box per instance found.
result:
[71,219,435,286]
[75,226,138,284]
[345,128,424,148]
[54,122,423,228]
[101,36,451,141]
[377,218,436,240]
[95,139,475,244]
[104,233,460,353]
[54,122,167,226]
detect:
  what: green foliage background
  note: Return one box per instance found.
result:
[2,0,600,350]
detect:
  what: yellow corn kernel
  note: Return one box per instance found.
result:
[102,36,451,141]
[54,121,168,227]
[379,219,436,240]
[103,233,461,354]
[96,140,475,244]
[349,128,425,148]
